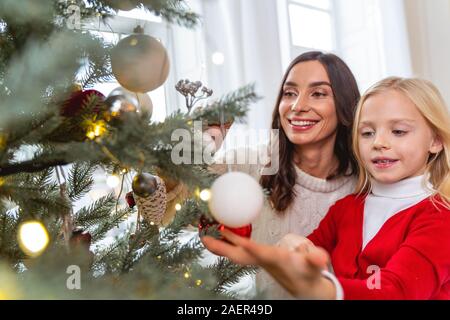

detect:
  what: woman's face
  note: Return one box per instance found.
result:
[278,61,338,148]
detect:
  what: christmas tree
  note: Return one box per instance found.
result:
[0,0,260,299]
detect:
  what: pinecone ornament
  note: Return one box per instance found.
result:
[132,174,167,226]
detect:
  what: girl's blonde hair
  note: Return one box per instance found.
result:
[352,77,450,208]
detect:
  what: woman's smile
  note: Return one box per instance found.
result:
[288,118,320,131]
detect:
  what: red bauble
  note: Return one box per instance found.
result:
[69,228,92,250]
[198,215,252,238]
[219,224,252,238]
[125,191,136,208]
[69,228,94,271]
[62,89,105,117]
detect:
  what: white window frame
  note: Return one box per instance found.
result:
[277,0,338,69]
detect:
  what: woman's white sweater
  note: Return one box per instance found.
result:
[212,146,356,299]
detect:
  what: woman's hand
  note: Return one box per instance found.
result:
[201,230,336,299]
[203,122,233,152]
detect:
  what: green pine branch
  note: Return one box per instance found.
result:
[90,207,131,243]
[207,257,258,295]
[68,162,97,201]
[191,84,261,125]
[73,193,115,228]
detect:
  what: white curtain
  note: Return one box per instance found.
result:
[200,0,284,132]
[336,0,413,92]
[404,0,450,106]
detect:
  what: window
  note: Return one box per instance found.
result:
[278,0,336,67]
[116,8,163,23]
[288,1,333,50]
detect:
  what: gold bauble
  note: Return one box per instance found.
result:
[111,34,170,93]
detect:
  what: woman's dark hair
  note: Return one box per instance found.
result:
[260,51,360,213]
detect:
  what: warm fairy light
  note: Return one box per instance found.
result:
[195,279,202,286]
[121,168,128,174]
[86,131,96,140]
[94,124,102,136]
[175,203,182,211]
[106,175,120,188]
[157,255,161,260]
[212,51,225,65]
[85,120,107,140]
[130,38,138,46]
[199,189,211,201]
[18,221,49,257]
[184,272,190,279]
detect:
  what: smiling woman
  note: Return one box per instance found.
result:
[248,52,360,298]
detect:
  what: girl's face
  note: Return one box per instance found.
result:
[279,61,338,148]
[357,89,443,184]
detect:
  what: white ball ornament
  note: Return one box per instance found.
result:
[208,172,264,228]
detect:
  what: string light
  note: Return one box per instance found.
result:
[175,203,182,211]
[17,221,49,257]
[86,131,96,140]
[212,51,225,65]
[94,124,103,136]
[199,189,211,201]
[195,279,202,286]
[130,38,138,46]
[106,174,120,188]
[184,272,190,279]
[85,120,107,140]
